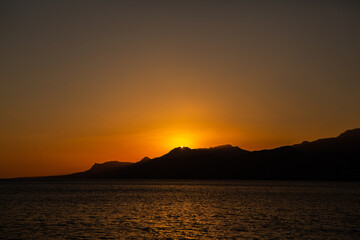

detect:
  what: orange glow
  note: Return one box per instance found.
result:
[164,132,197,150]
[1,1,359,178]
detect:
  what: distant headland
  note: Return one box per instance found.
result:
[4,129,360,181]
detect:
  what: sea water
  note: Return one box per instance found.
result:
[0,180,359,239]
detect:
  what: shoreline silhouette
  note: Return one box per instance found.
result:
[3,129,359,181]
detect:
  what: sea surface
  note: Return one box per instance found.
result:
[0,180,359,239]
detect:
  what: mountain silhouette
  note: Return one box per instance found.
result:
[68,161,133,178]
[7,129,360,181]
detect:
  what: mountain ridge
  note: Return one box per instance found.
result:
[4,128,360,181]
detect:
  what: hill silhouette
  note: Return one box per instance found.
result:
[7,129,360,181]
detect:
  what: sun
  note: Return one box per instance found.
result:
[156,127,208,151]
[164,132,196,150]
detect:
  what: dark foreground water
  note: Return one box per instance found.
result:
[0,180,359,239]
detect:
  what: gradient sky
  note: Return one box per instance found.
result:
[1,0,359,178]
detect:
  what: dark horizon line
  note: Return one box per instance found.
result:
[1,127,359,180]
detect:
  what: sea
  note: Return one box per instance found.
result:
[0,180,359,239]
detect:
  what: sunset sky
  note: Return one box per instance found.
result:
[1,0,359,178]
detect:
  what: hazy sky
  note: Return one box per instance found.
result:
[1,0,359,177]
